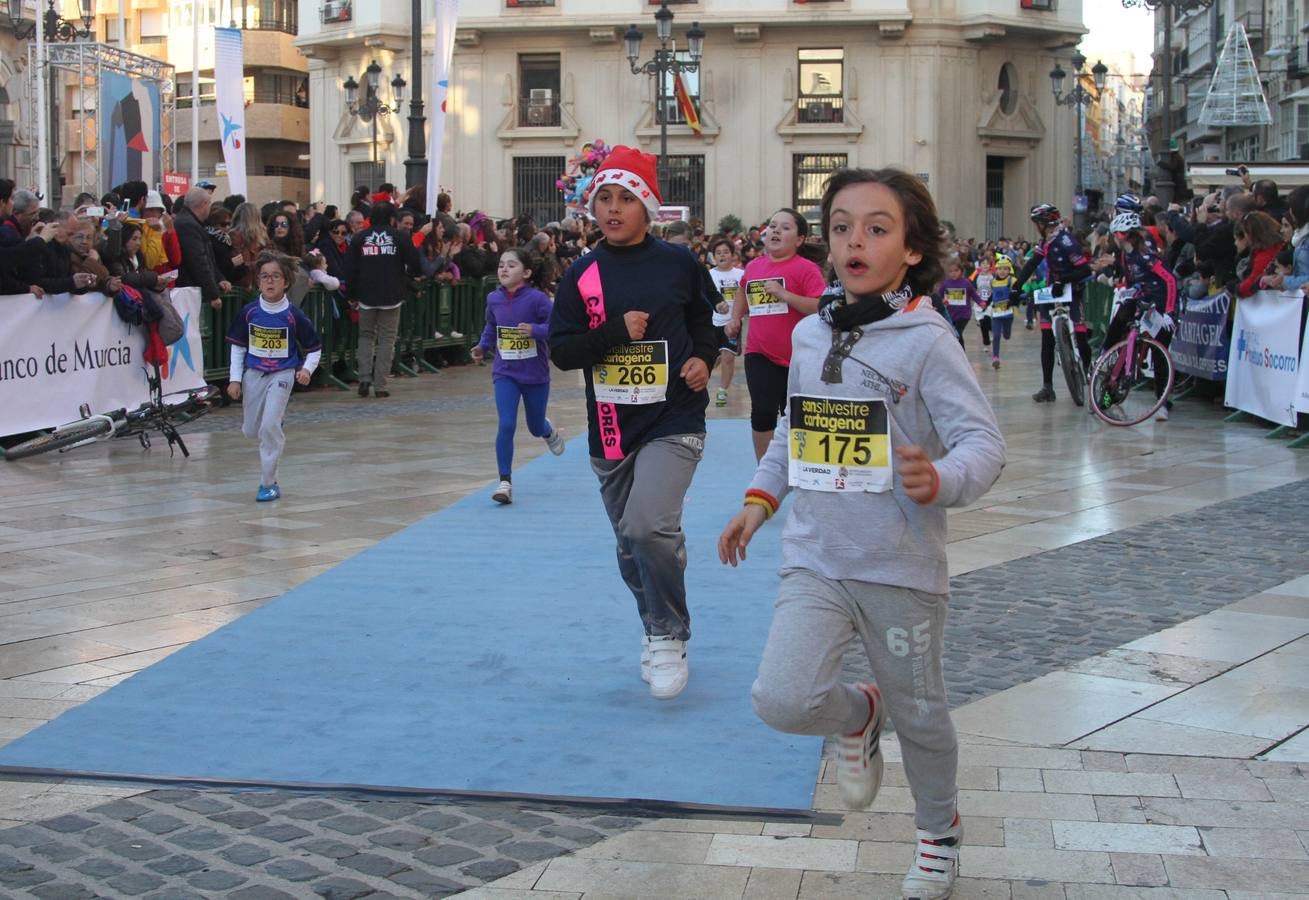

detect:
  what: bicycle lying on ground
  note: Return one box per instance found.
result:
[1089,294,1175,426]
[1034,284,1088,406]
[5,365,220,461]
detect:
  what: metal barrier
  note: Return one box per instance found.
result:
[1083,281,1113,349]
[200,276,498,385]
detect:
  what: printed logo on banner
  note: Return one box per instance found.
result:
[1235,329,1298,373]
[1171,291,1230,381]
[1225,290,1302,427]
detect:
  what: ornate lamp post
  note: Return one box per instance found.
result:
[624,0,705,195]
[5,0,95,209]
[403,0,426,191]
[343,60,406,190]
[1121,0,1217,202]
[1051,51,1108,228]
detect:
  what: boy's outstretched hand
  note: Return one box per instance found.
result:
[896,445,939,505]
[718,504,767,567]
[681,357,709,391]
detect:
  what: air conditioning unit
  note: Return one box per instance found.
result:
[529,89,553,104]
[805,101,836,123]
[527,105,551,124]
[1299,142,1309,160]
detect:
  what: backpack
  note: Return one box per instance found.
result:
[115,285,185,345]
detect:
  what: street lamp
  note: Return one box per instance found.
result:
[625,0,705,196]
[343,60,406,190]
[4,0,94,41]
[1051,51,1108,228]
[1121,0,1216,202]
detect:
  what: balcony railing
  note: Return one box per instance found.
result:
[518,97,561,127]
[1289,46,1307,78]
[263,166,310,179]
[797,95,845,124]
[321,0,351,24]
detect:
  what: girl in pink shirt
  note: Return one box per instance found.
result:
[727,209,827,460]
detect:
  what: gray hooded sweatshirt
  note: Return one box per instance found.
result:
[748,302,1006,594]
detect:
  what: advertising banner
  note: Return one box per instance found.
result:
[214,27,247,197]
[1171,291,1231,382]
[1297,312,1309,415]
[1224,290,1302,427]
[163,172,190,197]
[0,288,206,438]
[101,70,162,192]
[425,0,459,215]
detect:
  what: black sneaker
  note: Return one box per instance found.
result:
[1032,386,1056,403]
[358,382,370,398]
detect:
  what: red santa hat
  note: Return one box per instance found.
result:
[585,145,661,220]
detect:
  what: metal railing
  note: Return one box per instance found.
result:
[518,98,561,128]
[796,95,845,124]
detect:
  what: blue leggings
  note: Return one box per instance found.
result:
[495,377,552,479]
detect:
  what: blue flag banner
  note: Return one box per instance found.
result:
[1172,290,1231,382]
[214,27,247,197]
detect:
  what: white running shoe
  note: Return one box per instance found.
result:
[646,635,688,700]
[546,427,565,456]
[902,815,962,900]
[640,635,651,684]
[836,683,885,809]
[1155,404,1170,421]
[492,480,512,504]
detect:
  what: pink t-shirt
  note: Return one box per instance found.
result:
[741,254,827,367]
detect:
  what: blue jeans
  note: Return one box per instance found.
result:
[494,377,552,479]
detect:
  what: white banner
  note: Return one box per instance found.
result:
[1224,290,1303,427]
[214,27,247,197]
[0,288,207,438]
[425,0,459,216]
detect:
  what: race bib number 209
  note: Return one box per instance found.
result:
[788,394,892,492]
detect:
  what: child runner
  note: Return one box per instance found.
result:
[707,237,745,406]
[970,254,994,348]
[471,248,566,504]
[226,252,323,502]
[549,145,718,701]
[727,209,827,461]
[718,168,1005,900]
[987,255,1017,369]
[933,257,982,349]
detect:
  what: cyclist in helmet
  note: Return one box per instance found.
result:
[1013,203,1094,402]
[1097,210,1177,419]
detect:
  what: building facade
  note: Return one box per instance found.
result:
[0,0,310,205]
[296,0,1088,241]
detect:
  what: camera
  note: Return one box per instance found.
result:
[1224,165,1249,177]
[1207,205,1221,214]
[83,206,105,218]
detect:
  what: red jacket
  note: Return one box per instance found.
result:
[1238,244,1281,298]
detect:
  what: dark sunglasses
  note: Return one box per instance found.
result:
[272,220,290,228]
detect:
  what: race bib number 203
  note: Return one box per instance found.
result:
[788,394,892,492]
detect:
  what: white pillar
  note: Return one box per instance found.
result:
[191,0,200,182]
[35,9,48,203]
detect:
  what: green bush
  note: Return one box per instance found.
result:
[717,214,743,236]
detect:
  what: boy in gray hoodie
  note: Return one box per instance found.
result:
[719,168,1005,900]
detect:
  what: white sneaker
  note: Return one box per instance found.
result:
[546,427,565,456]
[836,683,885,809]
[646,635,688,700]
[1155,404,1170,421]
[492,480,512,504]
[902,815,962,900]
[640,635,651,683]
[450,330,464,339]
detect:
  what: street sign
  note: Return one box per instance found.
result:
[163,172,190,196]
[656,206,690,223]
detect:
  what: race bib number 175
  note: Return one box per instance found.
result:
[787,394,892,493]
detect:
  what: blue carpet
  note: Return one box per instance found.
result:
[0,419,821,812]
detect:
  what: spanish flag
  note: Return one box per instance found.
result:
[674,72,702,137]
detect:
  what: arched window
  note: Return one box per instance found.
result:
[0,85,15,177]
[998,63,1018,115]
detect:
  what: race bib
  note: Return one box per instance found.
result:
[247,324,289,359]
[746,278,788,316]
[975,275,993,300]
[945,288,968,307]
[1033,283,1073,306]
[592,340,669,405]
[787,394,892,493]
[496,326,537,360]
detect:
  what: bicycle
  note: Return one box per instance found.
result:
[5,364,220,461]
[1034,284,1088,406]
[1089,294,1175,426]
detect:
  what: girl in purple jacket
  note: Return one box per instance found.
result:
[472,248,566,504]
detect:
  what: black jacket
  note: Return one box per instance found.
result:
[174,206,223,302]
[342,226,422,305]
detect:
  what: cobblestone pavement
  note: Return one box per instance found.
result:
[0,789,652,898]
[3,454,1306,897]
[841,474,1309,707]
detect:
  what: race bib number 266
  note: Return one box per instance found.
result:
[592,340,669,405]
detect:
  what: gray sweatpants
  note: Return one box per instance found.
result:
[590,433,705,641]
[751,569,958,832]
[242,368,295,486]
[357,306,401,389]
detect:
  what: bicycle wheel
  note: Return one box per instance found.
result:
[4,418,114,461]
[1055,317,1086,406]
[1090,337,1171,426]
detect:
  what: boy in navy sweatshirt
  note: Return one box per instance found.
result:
[549,145,718,701]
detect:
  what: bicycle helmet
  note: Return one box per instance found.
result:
[1110,211,1142,234]
[1114,192,1144,213]
[1029,203,1061,227]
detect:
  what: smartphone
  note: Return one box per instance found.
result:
[84,205,105,218]
[1225,168,1241,177]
